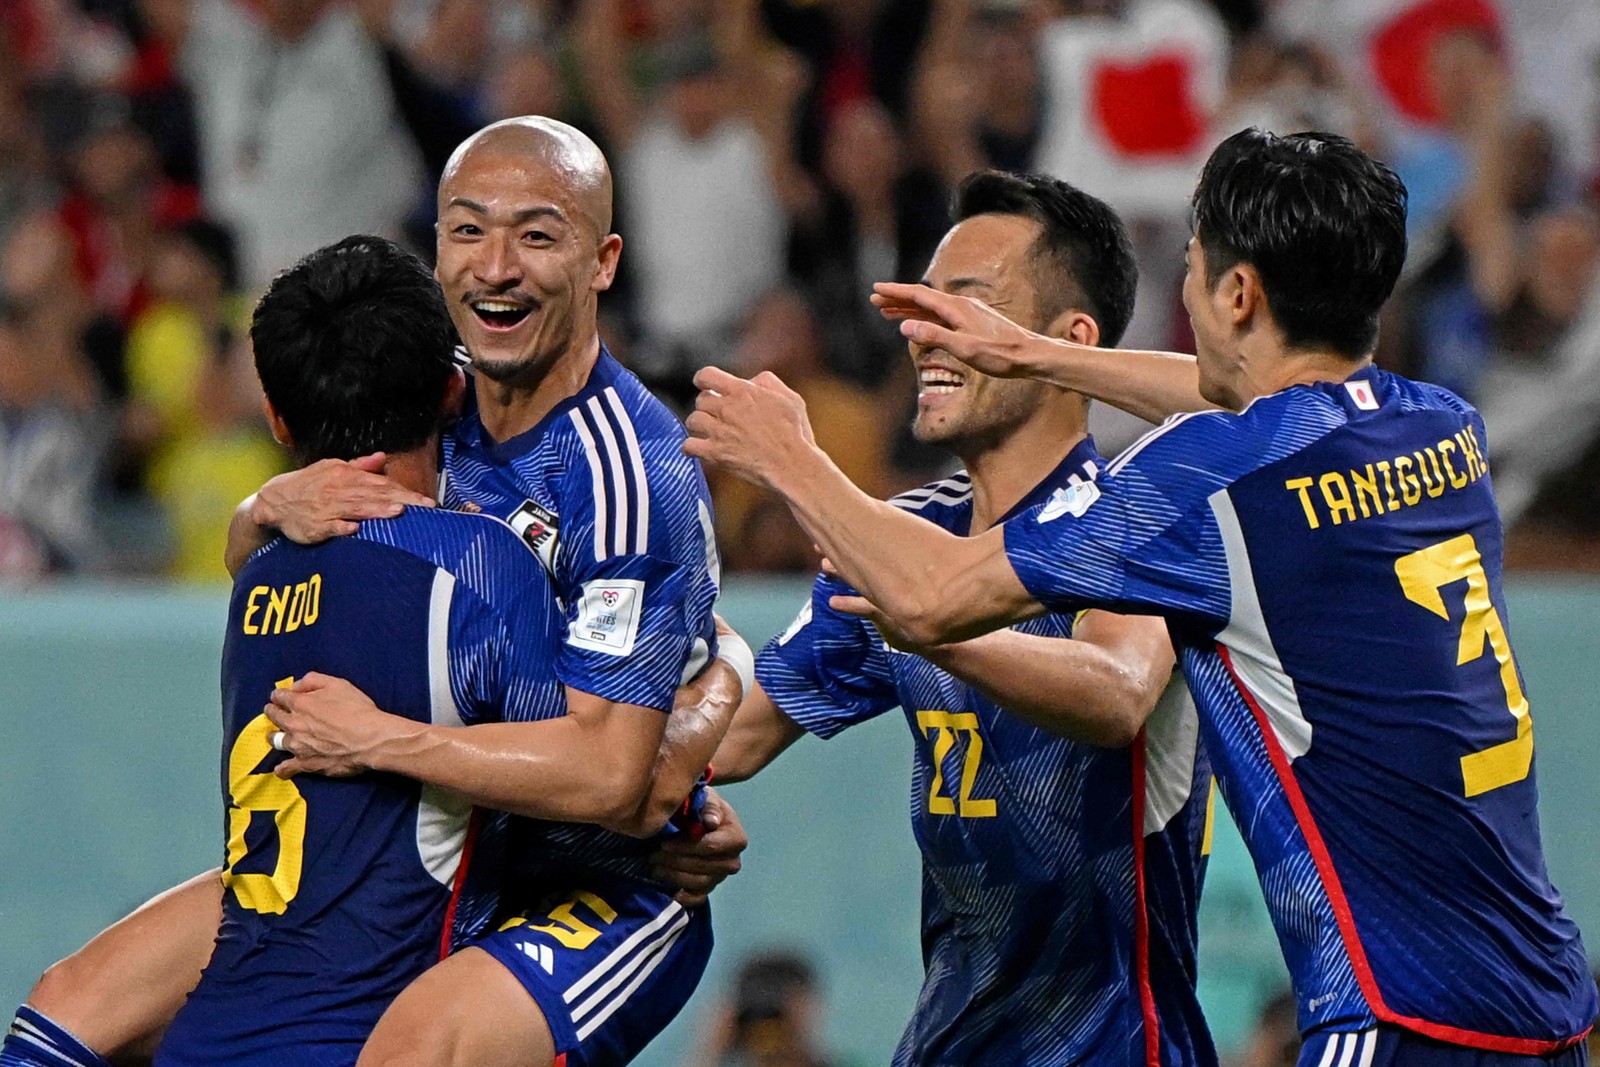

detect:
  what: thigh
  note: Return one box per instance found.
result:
[476,880,714,1067]
[30,869,223,1063]
[1299,1028,1591,1067]
[357,947,556,1067]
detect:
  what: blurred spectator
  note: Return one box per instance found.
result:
[576,0,813,402]
[913,0,1050,187]
[758,0,932,168]
[157,0,424,288]
[56,112,193,328]
[689,949,861,1067]
[0,297,105,577]
[712,289,892,572]
[1232,988,1299,1067]
[0,62,57,248]
[123,219,284,579]
[788,98,945,387]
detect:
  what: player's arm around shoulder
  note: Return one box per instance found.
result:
[224,454,436,575]
[922,612,1174,747]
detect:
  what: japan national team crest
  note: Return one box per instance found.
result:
[507,500,561,578]
[570,579,645,656]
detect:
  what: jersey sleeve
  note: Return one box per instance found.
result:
[754,574,899,739]
[1001,412,1255,626]
[443,529,566,725]
[554,425,719,713]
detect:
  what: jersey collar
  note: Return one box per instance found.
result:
[961,434,1102,535]
[454,344,624,465]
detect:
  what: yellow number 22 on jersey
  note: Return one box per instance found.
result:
[220,676,307,914]
[1396,535,1533,798]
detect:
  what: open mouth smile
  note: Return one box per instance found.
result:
[470,299,535,331]
[918,367,966,398]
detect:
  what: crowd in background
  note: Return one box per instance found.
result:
[1,0,1598,582]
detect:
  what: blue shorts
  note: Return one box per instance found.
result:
[475,875,712,1067]
[1299,1027,1590,1067]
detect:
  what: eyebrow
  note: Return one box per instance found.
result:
[925,276,995,294]
[445,199,569,226]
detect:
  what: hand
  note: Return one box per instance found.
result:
[252,454,436,546]
[682,367,818,491]
[265,673,423,778]
[828,588,934,654]
[650,788,747,907]
[871,282,1051,379]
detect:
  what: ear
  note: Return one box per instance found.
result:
[592,233,623,293]
[442,366,468,418]
[1041,308,1101,348]
[1224,262,1265,329]
[263,396,293,449]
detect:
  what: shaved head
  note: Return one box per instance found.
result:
[439,116,614,236]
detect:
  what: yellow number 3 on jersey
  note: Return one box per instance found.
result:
[1396,535,1533,798]
[220,676,307,914]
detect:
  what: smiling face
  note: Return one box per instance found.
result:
[434,131,619,386]
[912,214,1059,451]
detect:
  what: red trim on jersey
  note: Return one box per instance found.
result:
[553,1056,567,1067]
[1218,646,1590,1055]
[439,807,483,961]
[1130,730,1163,1067]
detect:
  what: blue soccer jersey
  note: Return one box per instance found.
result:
[1002,367,1596,1052]
[440,346,720,885]
[155,509,568,1067]
[757,439,1216,1067]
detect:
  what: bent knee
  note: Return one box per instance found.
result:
[27,954,101,1028]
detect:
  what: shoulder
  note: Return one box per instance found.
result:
[888,471,972,525]
[355,508,553,614]
[1107,393,1344,488]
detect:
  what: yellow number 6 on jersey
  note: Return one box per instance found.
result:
[221,677,307,914]
[1396,534,1532,798]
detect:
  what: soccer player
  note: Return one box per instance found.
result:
[146,236,575,1065]
[246,116,733,1067]
[6,118,747,1067]
[685,129,1598,1066]
[709,171,1218,1067]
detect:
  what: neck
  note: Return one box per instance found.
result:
[378,445,439,501]
[475,330,601,442]
[959,401,1088,534]
[1241,336,1371,406]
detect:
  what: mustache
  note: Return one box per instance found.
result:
[461,290,541,310]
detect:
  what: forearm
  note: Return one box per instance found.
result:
[711,684,806,784]
[923,629,1159,747]
[224,495,272,576]
[368,718,650,824]
[611,660,744,837]
[1020,340,1211,423]
[768,445,1032,645]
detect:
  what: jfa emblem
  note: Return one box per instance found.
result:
[1345,380,1379,410]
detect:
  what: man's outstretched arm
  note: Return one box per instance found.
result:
[684,367,1036,647]
[872,282,1215,423]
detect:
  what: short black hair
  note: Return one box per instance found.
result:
[953,170,1138,347]
[252,235,457,464]
[1192,128,1408,359]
